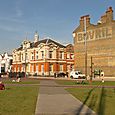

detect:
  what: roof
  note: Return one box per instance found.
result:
[14,38,66,52]
[66,44,74,53]
[33,38,66,48]
[16,46,23,51]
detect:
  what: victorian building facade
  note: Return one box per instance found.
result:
[0,52,13,74]
[12,32,74,76]
[73,7,115,77]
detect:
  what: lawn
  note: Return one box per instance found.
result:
[66,87,115,115]
[56,79,115,114]
[2,78,40,84]
[56,80,115,86]
[0,83,39,115]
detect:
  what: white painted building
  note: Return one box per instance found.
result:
[0,53,13,74]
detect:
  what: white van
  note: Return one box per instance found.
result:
[70,71,85,79]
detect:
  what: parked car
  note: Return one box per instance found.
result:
[57,72,66,77]
[70,71,85,79]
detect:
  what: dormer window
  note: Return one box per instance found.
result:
[22,40,31,49]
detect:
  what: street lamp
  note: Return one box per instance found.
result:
[84,16,87,79]
[90,56,94,80]
[24,48,27,78]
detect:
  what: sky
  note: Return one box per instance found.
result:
[0,0,115,54]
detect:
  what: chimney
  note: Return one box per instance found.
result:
[80,16,84,28]
[80,15,90,29]
[106,6,113,22]
[100,14,107,23]
[85,15,90,26]
[101,7,113,23]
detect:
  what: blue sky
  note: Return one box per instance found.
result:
[0,0,115,53]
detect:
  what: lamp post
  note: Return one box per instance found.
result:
[24,48,27,78]
[84,16,87,79]
[90,56,94,81]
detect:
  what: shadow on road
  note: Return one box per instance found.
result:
[97,87,106,115]
[75,84,107,115]
[75,87,96,115]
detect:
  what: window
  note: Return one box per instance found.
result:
[59,51,64,59]
[60,51,62,59]
[67,65,70,70]
[25,53,28,60]
[41,51,44,59]
[22,54,23,61]
[70,54,73,59]
[18,54,21,61]
[49,64,53,72]
[31,52,34,60]
[32,56,34,60]
[18,66,20,72]
[60,64,63,72]
[36,51,39,60]
[41,64,44,75]
[14,55,16,61]
[49,51,52,58]
[36,55,39,60]
[31,64,34,72]
[36,64,38,73]
[22,65,25,71]
[67,53,70,59]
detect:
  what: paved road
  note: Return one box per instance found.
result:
[35,80,96,115]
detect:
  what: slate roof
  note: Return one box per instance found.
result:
[32,38,66,48]
[15,38,66,51]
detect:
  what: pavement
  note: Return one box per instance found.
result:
[29,76,115,81]
[35,80,96,115]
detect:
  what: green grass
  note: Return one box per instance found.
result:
[2,78,40,84]
[0,85,39,115]
[56,80,115,86]
[66,87,115,115]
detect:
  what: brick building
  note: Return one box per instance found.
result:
[73,7,115,77]
[12,32,74,77]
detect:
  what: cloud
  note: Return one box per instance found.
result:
[16,8,23,17]
[0,17,24,24]
[0,24,19,32]
[15,1,23,17]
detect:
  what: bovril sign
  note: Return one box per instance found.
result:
[77,26,112,43]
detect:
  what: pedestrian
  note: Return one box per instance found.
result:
[101,71,104,83]
[54,73,56,78]
[0,73,1,81]
[66,72,68,78]
[16,72,21,82]
[0,81,5,90]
